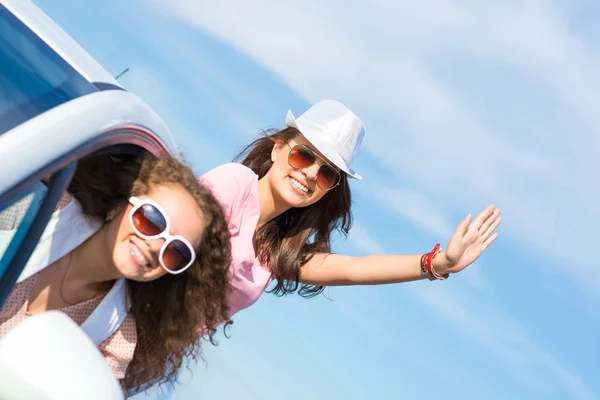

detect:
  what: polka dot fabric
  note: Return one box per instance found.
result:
[0,193,34,230]
[0,190,74,230]
[0,272,137,379]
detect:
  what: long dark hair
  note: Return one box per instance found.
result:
[68,152,232,391]
[233,127,353,298]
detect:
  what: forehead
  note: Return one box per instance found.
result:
[139,184,205,248]
[290,134,338,169]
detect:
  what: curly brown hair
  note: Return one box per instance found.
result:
[68,151,232,391]
[233,127,353,298]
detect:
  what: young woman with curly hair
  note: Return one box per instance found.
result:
[0,153,232,392]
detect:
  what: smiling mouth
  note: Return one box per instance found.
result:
[130,241,151,269]
[289,177,311,194]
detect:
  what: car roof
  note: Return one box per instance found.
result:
[3,0,122,89]
[0,0,185,196]
[1,0,181,162]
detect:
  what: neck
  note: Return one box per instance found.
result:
[64,224,122,294]
[257,175,290,227]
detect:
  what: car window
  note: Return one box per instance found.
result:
[0,162,77,308]
[0,182,47,277]
[0,5,96,135]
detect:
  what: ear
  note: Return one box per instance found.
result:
[106,205,125,222]
[271,140,286,162]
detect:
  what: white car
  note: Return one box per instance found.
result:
[0,0,180,398]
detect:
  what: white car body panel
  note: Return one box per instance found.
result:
[0,90,179,194]
[0,311,124,400]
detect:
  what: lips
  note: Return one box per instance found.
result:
[129,241,150,268]
[289,176,311,194]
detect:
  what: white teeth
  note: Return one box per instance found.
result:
[130,242,149,267]
[290,177,309,193]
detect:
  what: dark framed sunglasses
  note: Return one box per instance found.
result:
[286,143,340,190]
[128,196,196,274]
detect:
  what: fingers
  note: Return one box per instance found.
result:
[469,204,496,232]
[482,213,502,240]
[482,232,499,250]
[454,213,472,238]
[479,207,501,236]
[462,213,472,229]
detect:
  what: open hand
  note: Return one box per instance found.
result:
[438,204,502,274]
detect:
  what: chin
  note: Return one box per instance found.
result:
[115,265,140,280]
[113,256,145,280]
[279,189,308,208]
[276,180,309,206]
[123,269,158,282]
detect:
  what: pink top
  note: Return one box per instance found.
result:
[199,163,274,317]
[0,271,137,379]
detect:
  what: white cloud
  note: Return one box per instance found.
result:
[145,0,600,294]
[364,185,454,238]
[346,223,386,255]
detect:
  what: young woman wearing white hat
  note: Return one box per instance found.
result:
[199,99,502,318]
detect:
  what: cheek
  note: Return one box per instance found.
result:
[113,214,133,239]
[144,268,167,281]
[106,216,132,257]
[267,163,286,188]
[273,153,292,174]
[104,219,120,249]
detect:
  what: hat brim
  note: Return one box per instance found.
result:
[285,110,362,180]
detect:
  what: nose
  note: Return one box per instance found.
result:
[302,162,321,182]
[146,238,165,255]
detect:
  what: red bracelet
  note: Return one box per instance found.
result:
[420,254,434,280]
[421,243,449,281]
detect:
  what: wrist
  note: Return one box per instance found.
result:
[432,251,452,276]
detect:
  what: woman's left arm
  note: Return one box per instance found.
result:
[299,204,502,286]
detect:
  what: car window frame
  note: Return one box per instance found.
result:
[0,126,170,307]
[0,162,75,306]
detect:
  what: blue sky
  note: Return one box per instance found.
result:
[34,0,599,399]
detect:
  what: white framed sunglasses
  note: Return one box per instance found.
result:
[128,196,197,274]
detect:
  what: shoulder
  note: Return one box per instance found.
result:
[98,314,136,380]
[99,313,137,355]
[199,163,257,187]
[198,163,258,205]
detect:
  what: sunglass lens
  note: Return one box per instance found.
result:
[132,204,167,236]
[289,145,316,168]
[162,240,193,272]
[318,165,339,189]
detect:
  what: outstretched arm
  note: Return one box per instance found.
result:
[299,204,502,286]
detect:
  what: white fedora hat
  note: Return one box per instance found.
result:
[285,99,365,180]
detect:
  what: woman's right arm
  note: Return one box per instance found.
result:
[299,205,501,286]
